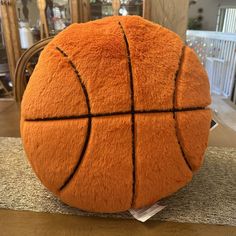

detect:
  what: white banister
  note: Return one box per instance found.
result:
[187,30,236,42]
[186,30,236,98]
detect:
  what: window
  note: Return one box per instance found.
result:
[217,7,236,33]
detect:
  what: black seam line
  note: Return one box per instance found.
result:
[173,45,185,109]
[172,45,192,172]
[24,107,208,122]
[55,47,91,114]
[118,21,136,208]
[55,46,92,191]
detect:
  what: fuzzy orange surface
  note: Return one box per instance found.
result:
[21,16,211,213]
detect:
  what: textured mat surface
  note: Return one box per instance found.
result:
[0,137,235,226]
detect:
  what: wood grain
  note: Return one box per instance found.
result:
[0,3,17,83]
[78,0,90,23]
[0,209,235,236]
[144,0,189,40]
[70,0,79,23]
[7,0,21,66]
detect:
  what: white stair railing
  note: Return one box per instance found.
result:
[186,30,236,98]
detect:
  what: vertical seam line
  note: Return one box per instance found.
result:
[118,22,136,207]
[173,45,192,172]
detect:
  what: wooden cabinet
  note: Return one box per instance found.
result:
[0,0,77,98]
[0,0,188,99]
[0,0,21,99]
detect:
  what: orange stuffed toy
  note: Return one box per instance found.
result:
[21,16,211,213]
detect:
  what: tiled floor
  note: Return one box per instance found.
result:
[211,94,236,131]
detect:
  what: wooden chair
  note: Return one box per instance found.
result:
[14,37,53,103]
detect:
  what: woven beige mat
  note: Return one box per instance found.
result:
[0,137,235,226]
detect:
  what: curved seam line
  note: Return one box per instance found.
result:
[173,45,192,172]
[55,46,92,191]
[118,21,136,208]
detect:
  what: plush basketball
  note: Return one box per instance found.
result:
[21,16,211,213]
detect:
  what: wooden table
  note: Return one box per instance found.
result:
[1,209,236,236]
[0,101,236,235]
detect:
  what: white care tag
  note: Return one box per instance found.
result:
[129,203,166,222]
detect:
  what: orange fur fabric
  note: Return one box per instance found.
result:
[21,16,211,213]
